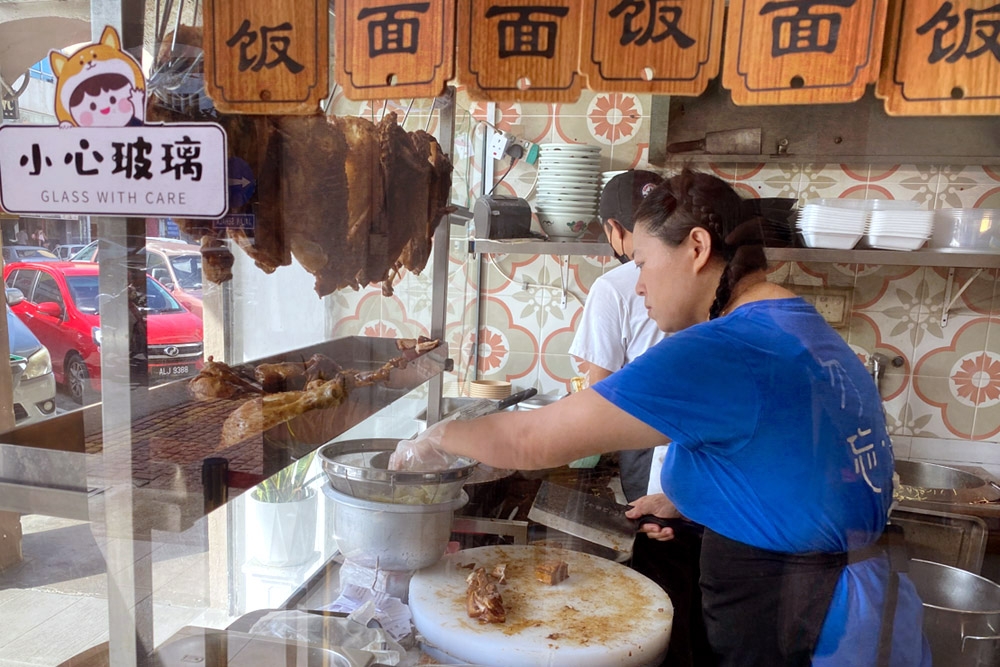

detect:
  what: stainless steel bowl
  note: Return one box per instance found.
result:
[894,460,1000,504]
[324,483,468,571]
[318,438,477,504]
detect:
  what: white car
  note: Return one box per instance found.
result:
[6,288,57,424]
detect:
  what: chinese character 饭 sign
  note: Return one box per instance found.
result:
[0,125,227,218]
[457,0,583,102]
[722,0,887,105]
[335,0,454,100]
[877,0,1000,115]
[582,0,724,95]
[203,0,328,114]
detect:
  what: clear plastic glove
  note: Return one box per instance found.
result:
[388,420,457,471]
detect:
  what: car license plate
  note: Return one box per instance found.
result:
[153,364,194,378]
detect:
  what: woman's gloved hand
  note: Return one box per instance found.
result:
[388,420,458,471]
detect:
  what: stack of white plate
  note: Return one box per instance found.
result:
[797,203,867,249]
[535,144,602,239]
[866,208,934,250]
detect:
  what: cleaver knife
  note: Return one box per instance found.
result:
[528,480,700,554]
[666,127,762,156]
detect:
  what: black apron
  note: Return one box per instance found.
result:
[699,529,855,667]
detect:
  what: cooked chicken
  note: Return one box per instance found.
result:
[188,356,262,401]
[221,375,349,447]
[254,361,307,393]
[334,115,385,291]
[212,341,438,446]
[226,114,291,274]
[304,353,343,384]
[200,235,234,284]
[466,567,506,624]
[398,130,453,275]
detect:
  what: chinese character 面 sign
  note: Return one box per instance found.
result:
[458,0,583,102]
[877,0,1000,115]
[0,125,227,218]
[335,0,454,100]
[722,0,887,105]
[204,0,328,114]
[582,0,724,95]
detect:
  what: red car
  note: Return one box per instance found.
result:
[4,261,204,403]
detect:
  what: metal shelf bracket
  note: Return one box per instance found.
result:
[941,268,984,328]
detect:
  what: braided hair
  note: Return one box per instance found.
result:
[634,169,777,320]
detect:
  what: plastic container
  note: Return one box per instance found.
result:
[930,209,1000,253]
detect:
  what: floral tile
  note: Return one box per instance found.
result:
[482,253,547,295]
[793,261,857,289]
[584,93,645,147]
[910,374,976,439]
[984,166,1000,183]
[539,351,581,394]
[844,313,910,402]
[507,114,556,146]
[480,294,540,358]
[912,317,989,378]
[851,309,917,368]
[744,163,808,183]
[520,100,557,117]
[851,265,922,311]
[735,179,801,201]
[799,168,868,205]
[935,183,1000,209]
[708,163,740,181]
[609,142,651,171]
[552,90,596,117]
[506,258,584,335]
[882,387,926,438]
[765,261,792,283]
[564,254,605,294]
[538,289,584,359]
[480,350,537,385]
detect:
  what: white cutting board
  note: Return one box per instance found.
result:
[409,545,672,667]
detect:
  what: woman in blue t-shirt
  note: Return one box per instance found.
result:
[392,169,929,666]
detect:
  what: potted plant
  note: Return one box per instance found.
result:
[245,451,320,567]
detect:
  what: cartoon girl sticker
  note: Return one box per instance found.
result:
[49,26,146,128]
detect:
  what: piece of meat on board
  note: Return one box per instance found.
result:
[534,560,569,585]
[466,567,506,624]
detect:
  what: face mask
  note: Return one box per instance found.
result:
[614,251,630,265]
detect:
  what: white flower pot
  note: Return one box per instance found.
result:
[245,491,318,567]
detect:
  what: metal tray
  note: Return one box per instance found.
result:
[889,505,988,574]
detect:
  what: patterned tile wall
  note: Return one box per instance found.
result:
[322,88,1000,464]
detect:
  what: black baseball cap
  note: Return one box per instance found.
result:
[599,169,664,231]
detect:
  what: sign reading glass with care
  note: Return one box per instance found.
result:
[0,125,227,218]
[0,25,227,218]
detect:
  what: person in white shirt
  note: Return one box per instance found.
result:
[569,169,709,667]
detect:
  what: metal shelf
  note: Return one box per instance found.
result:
[766,247,1000,268]
[471,238,612,255]
[470,239,1000,268]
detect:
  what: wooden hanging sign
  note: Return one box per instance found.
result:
[457,0,583,102]
[335,0,454,100]
[722,0,887,105]
[203,0,328,114]
[877,0,1000,116]
[581,0,724,95]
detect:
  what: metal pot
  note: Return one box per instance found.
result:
[323,484,468,571]
[908,559,1000,666]
[894,460,1000,504]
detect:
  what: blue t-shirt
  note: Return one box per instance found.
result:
[594,297,930,666]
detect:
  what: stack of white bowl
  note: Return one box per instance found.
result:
[865,201,934,250]
[535,144,602,239]
[600,170,627,194]
[797,200,867,249]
